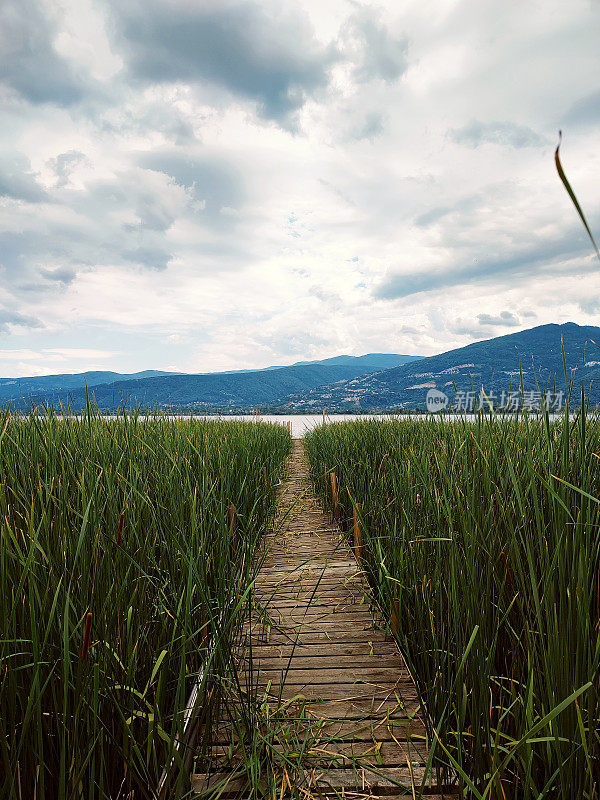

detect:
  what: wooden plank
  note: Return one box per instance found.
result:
[253,582,367,597]
[251,613,379,627]
[244,685,418,704]
[250,610,382,621]
[253,581,368,593]
[244,667,413,684]
[257,563,361,575]
[242,651,398,665]
[245,636,394,650]
[255,576,365,589]
[252,599,372,612]
[191,765,441,793]
[300,765,440,791]
[253,596,372,609]
[193,439,446,796]
[243,630,391,647]
[244,655,402,670]
[267,700,423,720]
[253,595,372,608]
[212,717,427,742]
[244,622,386,636]
[208,739,429,766]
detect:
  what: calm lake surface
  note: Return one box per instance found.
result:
[195,414,384,438]
[60,412,565,438]
[95,412,396,437]
[166,413,525,437]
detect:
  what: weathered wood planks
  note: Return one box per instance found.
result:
[193,440,454,798]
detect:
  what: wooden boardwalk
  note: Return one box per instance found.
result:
[193,440,451,798]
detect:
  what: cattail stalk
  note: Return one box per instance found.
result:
[500,551,513,586]
[228,503,236,558]
[116,512,124,546]
[389,598,400,638]
[353,502,364,565]
[330,471,339,519]
[81,612,93,661]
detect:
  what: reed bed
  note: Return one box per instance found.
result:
[0,407,290,799]
[305,408,600,799]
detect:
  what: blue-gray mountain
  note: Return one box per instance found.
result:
[0,354,418,411]
[280,323,600,411]
[0,370,177,403]
[4,328,599,411]
[218,353,420,374]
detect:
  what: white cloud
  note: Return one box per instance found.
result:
[0,0,598,376]
[43,348,115,359]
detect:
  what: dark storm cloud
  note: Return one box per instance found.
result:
[0,0,84,105]
[450,120,547,148]
[0,154,48,202]
[375,234,595,299]
[110,0,337,124]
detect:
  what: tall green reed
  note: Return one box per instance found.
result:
[0,407,290,799]
[305,408,599,799]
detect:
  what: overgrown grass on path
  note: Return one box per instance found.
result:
[0,407,290,800]
[305,407,600,799]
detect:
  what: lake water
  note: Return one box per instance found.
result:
[196,413,385,438]
[175,412,528,437]
[87,412,395,437]
[54,412,567,437]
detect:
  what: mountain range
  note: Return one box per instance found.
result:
[0,353,418,411]
[280,323,600,411]
[0,370,175,402]
[1,325,599,412]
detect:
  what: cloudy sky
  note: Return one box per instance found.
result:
[1,0,599,376]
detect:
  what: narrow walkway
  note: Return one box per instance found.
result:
[193,440,449,798]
